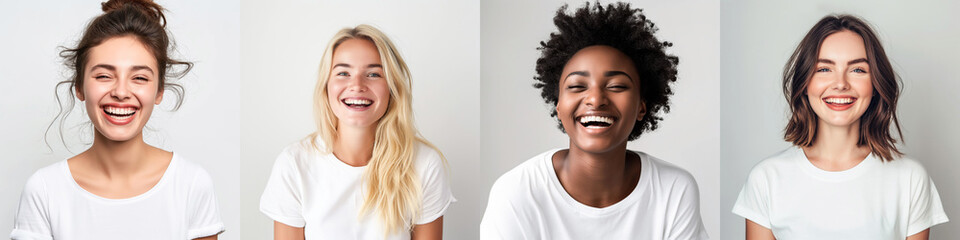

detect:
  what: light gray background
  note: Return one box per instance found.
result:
[721,1,960,239]
[481,0,721,237]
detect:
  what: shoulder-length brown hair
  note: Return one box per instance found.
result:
[783,14,902,161]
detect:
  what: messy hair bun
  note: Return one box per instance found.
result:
[47,0,192,148]
[100,0,166,26]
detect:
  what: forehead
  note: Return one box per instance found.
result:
[561,45,637,76]
[332,38,381,64]
[817,30,866,60]
[86,35,158,71]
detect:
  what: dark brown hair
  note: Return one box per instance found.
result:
[783,14,902,161]
[47,0,192,148]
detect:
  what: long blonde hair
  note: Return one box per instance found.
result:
[309,24,444,235]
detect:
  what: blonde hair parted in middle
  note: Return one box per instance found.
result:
[309,24,445,235]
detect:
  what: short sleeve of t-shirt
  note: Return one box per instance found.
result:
[415,146,456,225]
[732,162,772,229]
[905,162,949,236]
[259,148,306,228]
[479,173,526,240]
[185,167,226,239]
[666,169,709,240]
[10,171,53,240]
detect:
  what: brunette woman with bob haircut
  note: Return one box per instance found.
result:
[733,15,948,240]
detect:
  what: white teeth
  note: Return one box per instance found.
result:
[344,99,372,105]
[824,98,854,104]
[579,116,614,124]
[104,106,136,115]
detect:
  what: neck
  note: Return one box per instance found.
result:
[804,119,870,170]
[555,142,639,208]
[84,131,155,178]
[333,124,377,166]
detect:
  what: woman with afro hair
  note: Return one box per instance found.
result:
[480,2,707,239]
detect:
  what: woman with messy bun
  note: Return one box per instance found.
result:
[11,0,224,239]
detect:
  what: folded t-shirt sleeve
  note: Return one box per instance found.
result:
[906,164,949,236]
[732,165,773,229]
[187,168,226,239]
[259,149,307,228]
[416,148,456,225]
[10,171,54,240]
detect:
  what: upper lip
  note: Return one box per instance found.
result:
[822,95,857,103]
[101,103,140,109]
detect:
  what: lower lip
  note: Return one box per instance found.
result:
[101,109,136,125]
[825,101,855,111]
[578,122,613,134]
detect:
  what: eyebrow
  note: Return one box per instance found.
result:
[564,70,634,81]
[332,63,383,69]
[817,58,868,65]
[90,64,155,74]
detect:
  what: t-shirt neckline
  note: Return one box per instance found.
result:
[543,148,648,216]
[63,153,179,203]
[794,146,878,182]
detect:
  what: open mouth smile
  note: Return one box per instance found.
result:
[823,96,856,111]
[341,97,373,110]
[101,105,138,125]
[577,115,616,129]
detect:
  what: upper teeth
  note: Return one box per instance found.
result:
[344,99,371,105]
[824,98,854,104]
[579,116,614,124]
[104,106,135,115]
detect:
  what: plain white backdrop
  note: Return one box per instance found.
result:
[480,0,721,237]
[721,1,960,239]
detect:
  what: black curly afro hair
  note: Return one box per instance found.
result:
[534,1,679,141]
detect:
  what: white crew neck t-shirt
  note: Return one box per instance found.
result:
[733,147,949,239]
[480,149,708,240]
[259,139,455,240]
[10,153,225,240]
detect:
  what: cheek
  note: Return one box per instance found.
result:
[853,78,873,98]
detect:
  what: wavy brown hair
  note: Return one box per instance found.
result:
[46,0,192,148]
[783,14,902,161]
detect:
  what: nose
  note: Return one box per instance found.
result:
[583,86,608,108]
[831,72,851,91]
[110,77,132,100]
[345,74,366,92]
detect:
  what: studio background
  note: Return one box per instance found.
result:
[720,1,960,239]
[481,0,721,237]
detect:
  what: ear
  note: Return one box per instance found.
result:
[636,100,647,122]
[155,89,164,105]
[75,86,85,101]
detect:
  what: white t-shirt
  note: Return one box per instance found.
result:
[480,149,709,240]
[10,153,225,240]
[733,147,949,239]
[259,139,455,240]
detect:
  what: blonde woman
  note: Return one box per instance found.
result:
[259,25,454,239]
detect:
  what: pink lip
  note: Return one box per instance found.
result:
[822,95,856,111]
[100,103,139,126]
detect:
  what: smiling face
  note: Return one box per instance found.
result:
[77,35,162,142]
[806,30,874,129]
[326,38,390,129]
[557,45,645,154]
